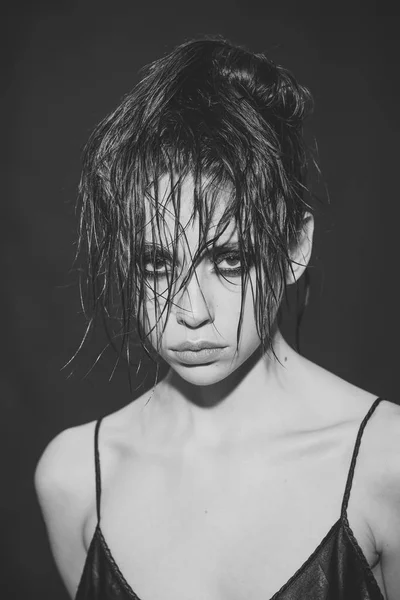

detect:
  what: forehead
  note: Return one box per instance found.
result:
[143,174,238,246]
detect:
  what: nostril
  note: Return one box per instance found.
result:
[176,310,212,329]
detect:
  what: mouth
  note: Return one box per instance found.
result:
[171,340,226,352]
[171,342,227,365]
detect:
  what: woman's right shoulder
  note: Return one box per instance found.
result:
[35,420,99,515]
[34,420,100,597]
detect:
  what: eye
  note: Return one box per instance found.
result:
[143,252,172,278]
[214,251,243,276]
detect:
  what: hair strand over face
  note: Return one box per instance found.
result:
[74,36,315,377]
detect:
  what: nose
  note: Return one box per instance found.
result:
[175,268,214,329]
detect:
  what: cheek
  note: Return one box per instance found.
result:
[140,302,168,350]
[217,289,254,333]
[135,287,167,348]
[235,288,261,346]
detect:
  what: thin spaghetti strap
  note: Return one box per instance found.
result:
[340,397,384,517]
[94,417,103,524]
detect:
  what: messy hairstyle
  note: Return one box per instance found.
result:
[75,36,314,377]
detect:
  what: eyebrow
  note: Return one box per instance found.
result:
[142,240,240,255]
[144,241,239,260]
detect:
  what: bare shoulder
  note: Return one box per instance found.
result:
[34,420,99,598]
[35,420,98,507]
[35,392,148,506]
[311,360,400,492]
[303,357,400,597]
[355,398,400,486]
[361,398,400,505]
[34,396,146,596]
[359,399,400,600]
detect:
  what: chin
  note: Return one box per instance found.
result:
[168,360,238,386]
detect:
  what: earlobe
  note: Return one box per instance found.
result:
[286,213,314,285]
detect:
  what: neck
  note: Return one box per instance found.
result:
[146,332,304,446]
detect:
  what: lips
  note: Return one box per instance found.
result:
[171,340,226,352]
[174,344,226,365]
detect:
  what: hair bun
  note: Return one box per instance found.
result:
[216,47,312,127]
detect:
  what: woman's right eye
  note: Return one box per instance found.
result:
[143,255,172,278]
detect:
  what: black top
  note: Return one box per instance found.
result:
[75,397,385,600]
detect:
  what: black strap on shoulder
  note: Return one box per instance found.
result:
[94,417,103,523]
[340,397,383,517]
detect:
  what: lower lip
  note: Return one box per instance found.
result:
[173,347,226,364]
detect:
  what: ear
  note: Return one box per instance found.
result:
[286,212,314,285]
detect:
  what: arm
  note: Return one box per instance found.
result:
[34,424,95,599]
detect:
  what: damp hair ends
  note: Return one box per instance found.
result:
[72,36,316,382]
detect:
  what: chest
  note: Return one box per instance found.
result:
[82,440,378,600]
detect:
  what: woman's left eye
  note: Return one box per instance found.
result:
[214,252,242,275]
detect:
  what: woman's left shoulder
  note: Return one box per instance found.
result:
[364,398,400,460]
[360,399,400,553]
[361,398,400,599]
[359,398,400,481]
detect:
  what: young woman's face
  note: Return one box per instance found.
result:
[140,176,272,387]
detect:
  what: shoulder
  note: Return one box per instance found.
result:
[367,399,400,505]
[35,420,99,517]
[35,395,147,505]
[336,396,400,509]
[360,398,400,492]
[34,420,100,597]
[359,399,400,600]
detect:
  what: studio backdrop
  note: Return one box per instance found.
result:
[3,3,398,598]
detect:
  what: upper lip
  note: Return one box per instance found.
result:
[172,341,226,352]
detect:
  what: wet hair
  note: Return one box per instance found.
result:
[74,36,314,377]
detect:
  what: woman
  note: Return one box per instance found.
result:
[35,38,400,599]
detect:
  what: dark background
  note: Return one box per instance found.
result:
[3,2,399,598]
